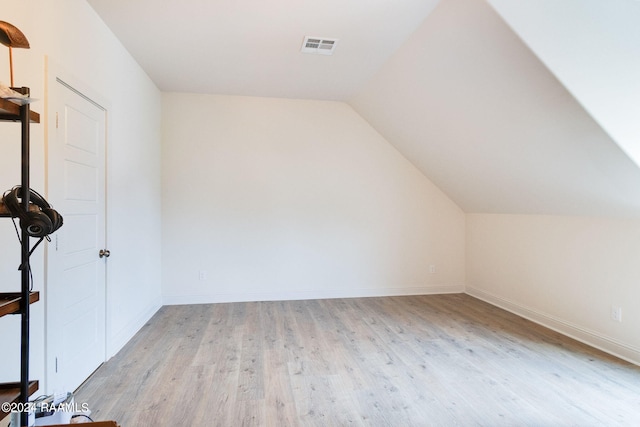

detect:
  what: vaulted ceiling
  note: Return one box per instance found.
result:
[87,0,640,217]
[351,0,640,216]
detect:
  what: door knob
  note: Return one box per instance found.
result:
[99,249,111,258]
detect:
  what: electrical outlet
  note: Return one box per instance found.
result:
[199,270,207,281]
[610,306,622,322]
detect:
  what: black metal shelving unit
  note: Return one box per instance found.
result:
[0,88,41,427]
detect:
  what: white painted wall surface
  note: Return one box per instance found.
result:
[162,93,465,303]
[0,0,162,390]
[467,214,640,365]
[487,0,640,168]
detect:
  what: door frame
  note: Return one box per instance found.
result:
[44,57,111,394]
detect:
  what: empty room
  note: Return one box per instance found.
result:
[1,0,639,426]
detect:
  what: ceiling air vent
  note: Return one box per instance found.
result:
[301,36,339,55]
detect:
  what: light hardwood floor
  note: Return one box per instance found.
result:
[75,294,640,426]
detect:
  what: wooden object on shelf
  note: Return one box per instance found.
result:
[0,97,39,123]
[0,380,39,419]
[0,21,30,87]
[0,292,40,318]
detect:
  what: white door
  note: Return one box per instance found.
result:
[46,77,107,394]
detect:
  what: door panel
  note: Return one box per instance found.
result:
[47,78,107,394]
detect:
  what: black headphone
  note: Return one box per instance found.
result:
[2,186,64,238]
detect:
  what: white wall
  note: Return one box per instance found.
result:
[0,0,162,391]
[467,214,640,365]
[162,93,465,303]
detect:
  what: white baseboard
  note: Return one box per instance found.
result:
[466,286,640,367]
[162,284,465,306]
[106,295,162,359]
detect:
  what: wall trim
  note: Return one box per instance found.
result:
[465,286,640,367]
[106,296,162,359]
[162,284,465,306]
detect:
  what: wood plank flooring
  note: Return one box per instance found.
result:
[74,294,640,426]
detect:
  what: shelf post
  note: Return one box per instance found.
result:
[18,86,31,427]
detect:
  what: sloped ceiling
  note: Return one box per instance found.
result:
[487,0,640,170]
[349,0,640,216]
[86,0,640,217]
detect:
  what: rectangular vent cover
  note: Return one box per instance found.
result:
[301,36,339,55]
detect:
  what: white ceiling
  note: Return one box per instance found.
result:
[487,0,640,170]
[86,0,441,100]
[351,0,640,216]
[86,0,640,217]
